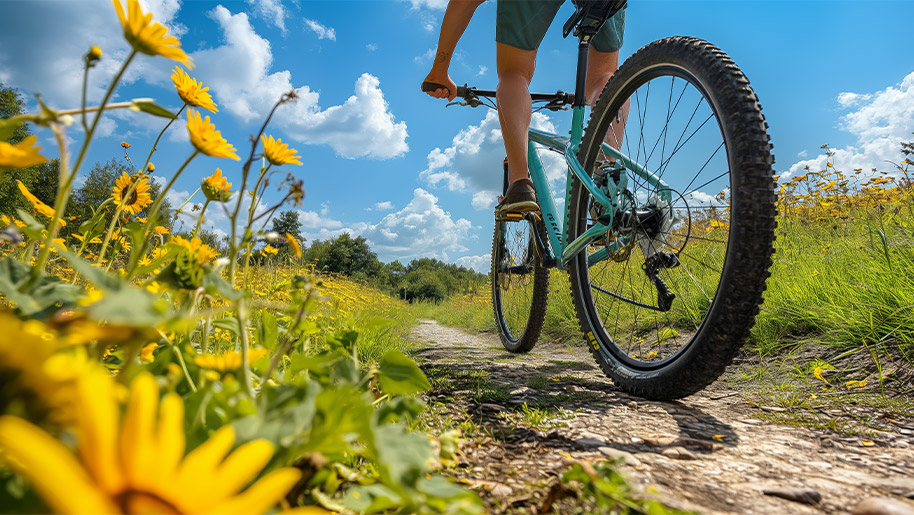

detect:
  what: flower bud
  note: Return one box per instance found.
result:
[86,45,103,65]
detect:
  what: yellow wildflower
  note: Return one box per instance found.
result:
[112,0,192,66]
[285,233,301,258]
[262,245,278,256]
[201,168,232,202]
[154,225,170,235]
[139,342,157,363]
[0,135,48,172]
[171,235,219,265]
[112,172,152,216]
[171,66,218,113]
[0,371,300,514]
[88,45,103,61]
[17,180,65,227]
[194,348,271,371]
[186,109,238,160]
[260,135,302,166]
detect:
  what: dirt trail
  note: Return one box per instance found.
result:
[411,319,914,514]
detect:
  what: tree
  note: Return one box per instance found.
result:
[270,210,303,242]
[0,83,60,219]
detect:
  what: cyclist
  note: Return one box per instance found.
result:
[422,0,625,218]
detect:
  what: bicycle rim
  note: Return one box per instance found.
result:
[578,59,736,367]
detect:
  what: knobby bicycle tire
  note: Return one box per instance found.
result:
[491,218,549,353]
[568,36,777,399]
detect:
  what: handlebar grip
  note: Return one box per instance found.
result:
[421,81,471,99]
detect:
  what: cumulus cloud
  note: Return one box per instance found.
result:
[296,189,475,262]
[455,254,491,274]
[303,18,336,41]
[420,110,565,209]
[192,6,407,159]
[247,0,288,33]
[788,70,914,178]
[369,201,395,211]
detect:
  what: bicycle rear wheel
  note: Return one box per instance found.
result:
[491,216,549,353]
[568,37,776,399]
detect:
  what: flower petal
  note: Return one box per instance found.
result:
[0,416,117,514]
[206,468,301,515]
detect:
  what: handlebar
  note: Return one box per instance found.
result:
[421,81,574,111]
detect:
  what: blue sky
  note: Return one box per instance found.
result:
[2,0,913,272]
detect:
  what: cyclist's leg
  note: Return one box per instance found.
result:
[496,42,536,185]
[586,48,627,150]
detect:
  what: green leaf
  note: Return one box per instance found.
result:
[130,99,176,119]
[0,118,22,142]
[342,484,401,514]
[257,311,279,350]
[55,247,122,291]
[15,209,45,239]
[0,257,82,319]
[212,317,240,337]
[378,349,430,396]
[370,423,433,486]
[201,269,241,300]
[87,287,168,327]
[77,198,113,237]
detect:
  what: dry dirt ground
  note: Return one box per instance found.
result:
[410,319,914,515]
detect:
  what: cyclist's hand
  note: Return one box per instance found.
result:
[421,71,458,101]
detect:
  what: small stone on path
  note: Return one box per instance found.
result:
[852,497,914,515]
[598,446,642,467]
[575,438,606,448]
[762,487,823,505]
[661,447,697,460]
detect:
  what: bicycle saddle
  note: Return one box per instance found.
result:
[562,0,627,39]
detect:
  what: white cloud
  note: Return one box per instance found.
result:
[192,6,407,159]
[366,43,378,52]
[297,189,475,262]
[370,201,395,211]
[303,18,336,41]
[477,65,488,76]
[403,0,448,9]
[789,71,914,178]
[360,188,474,260]
[414,48,436,64]
[456,254,491,274]
[419,110,565,209]
[247,0,288,33]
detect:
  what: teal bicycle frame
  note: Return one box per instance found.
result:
[526,108,673,272]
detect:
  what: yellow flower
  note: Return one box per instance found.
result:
[0,371,300,514]
[195,348,271,371]
[121,141,131,149]
[112,172,153,216]
[171,66,218,113]
[0,135,48,172]
[262,245,278,256]
[17,180,65,227]
[285,233,301,259]
[112,0,192,67]
[0,313,94,424]
[88,45,104,61]
[186,109,239,160]
[172,235,219,265]
[154,225,170,235]
[202,168,232,202]
[260,135,302,166]
[139,342,157,363]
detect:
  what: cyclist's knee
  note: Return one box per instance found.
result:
[496,42,536,85]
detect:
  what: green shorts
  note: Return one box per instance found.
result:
[496,0,625,53]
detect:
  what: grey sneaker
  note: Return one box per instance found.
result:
[495,179,539,220]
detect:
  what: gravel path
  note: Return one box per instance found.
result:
[411,319,914,514]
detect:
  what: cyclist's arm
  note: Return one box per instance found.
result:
[423,0,484,101]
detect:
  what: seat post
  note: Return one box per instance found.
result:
[574,38,590,108]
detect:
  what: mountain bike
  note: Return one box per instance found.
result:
[423,1,776,400]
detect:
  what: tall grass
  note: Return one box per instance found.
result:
[422,148,914,370]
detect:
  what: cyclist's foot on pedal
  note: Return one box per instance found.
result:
[495,179,539,221]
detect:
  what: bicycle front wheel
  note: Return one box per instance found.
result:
[568,37,776,399]
[491,217,549,353]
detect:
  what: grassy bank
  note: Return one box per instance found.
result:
[418,157,914,393]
